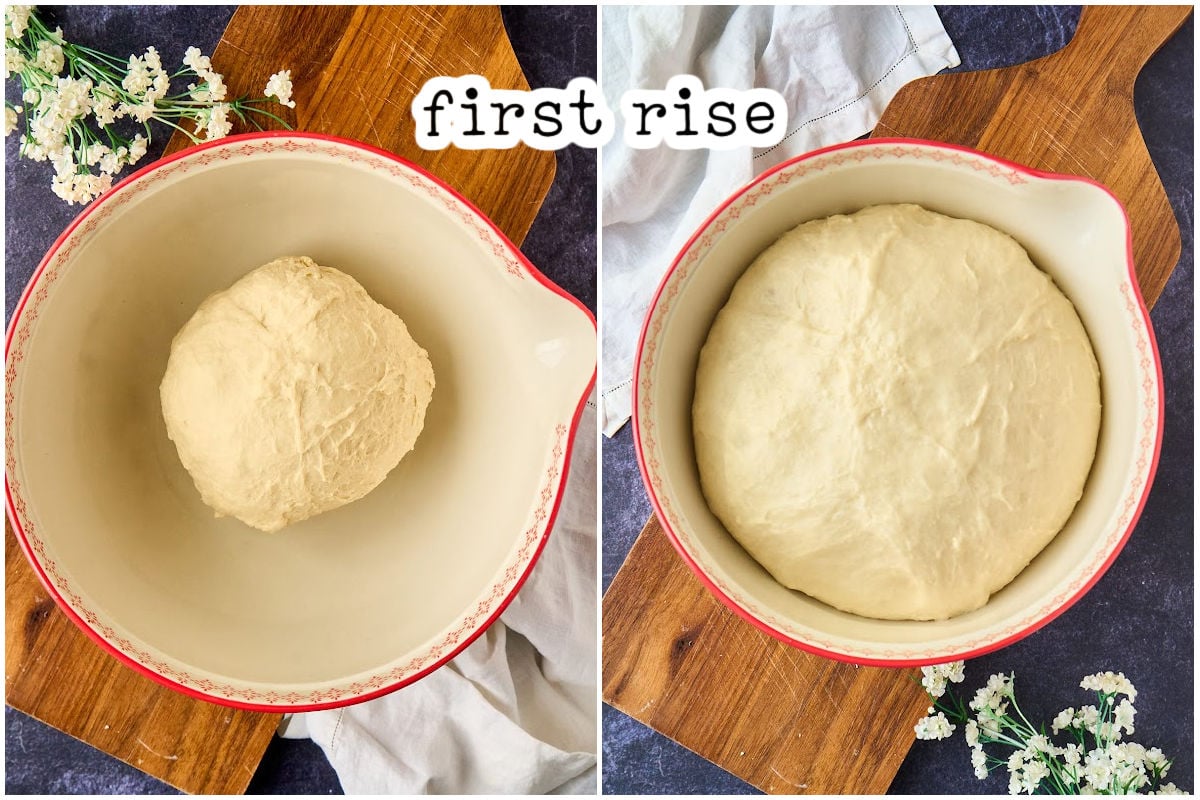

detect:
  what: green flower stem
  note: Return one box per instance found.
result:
[153,114,203,144]
[1005,693,1040,740]
[236,102,289,127]
[25,14,125,70]
[1038,753,1071,795]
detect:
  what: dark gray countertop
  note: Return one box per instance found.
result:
[3,5,595,794]
[601,5,1194,796]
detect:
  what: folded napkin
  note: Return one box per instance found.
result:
[284,404,597,794]
[600,5,960,435]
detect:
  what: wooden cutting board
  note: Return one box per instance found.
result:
[873,4,1190,308]
[163,5,555,242]
[603,518,928,795]
[6,5,554,794]
[603,6,1188,794]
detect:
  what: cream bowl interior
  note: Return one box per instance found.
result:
[6,135,595,707]
[635,141,1161,664]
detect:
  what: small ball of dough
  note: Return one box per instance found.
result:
[161,256,435,532]
[693,205,1100,621]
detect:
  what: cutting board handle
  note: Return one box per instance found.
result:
[1049,5,1191,89]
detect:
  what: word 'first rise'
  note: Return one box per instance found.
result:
[411,76,787,150]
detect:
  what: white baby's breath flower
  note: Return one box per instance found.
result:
[48,143,74,172]
[4,104,19,135]
[1110,741,1150,791]
[1117,741,1145,759]
[1022,759,1050,793]
[1052,707,1076,733]
[1060,748,1082,788]
[27,110,65,157]
[33,37,63,74]
[127,133,148,163]
[1082,746,1118,791]
[988,672,1014,695]
[49,76,93,121]
[182,45,211,72]
[1143,747,1170,778]
[1113,698,1136,737]
[970,677,1013,716]
[123,47,168,102]
[964,719,980,747]
[1080,671,1137,701]
[206,71,226,101]
[142,45,161,72]
[202,102,233,140]
[914,711,956,741]
[1027,733,1053,754]
[976,709,1003,739]
[921,665,948,699]
[91,170,113,195]
[971,745,989,779]
[921,661,967,700]
[19,132,44,160]
[1154,782,1185,794]
[970,685,991,712]
[1096,720,1119,743]
[122,53,150,94]
[1112,753,1149,792]
[97,148,120,175]
[5,5,34,41]
[1075,704,1101,733]
[80,141,108,166]
[90,86,119,125]
[149,70,169,102]
[50,169,82,203]
[188,69,227,103]
[63,76,91,113]
[193,104,212,139]
[5,45,25,79]
[124,98,156,123]
[264,68,296,108]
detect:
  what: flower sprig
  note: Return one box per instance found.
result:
[916,663,1184,795]
[4,6,296,204]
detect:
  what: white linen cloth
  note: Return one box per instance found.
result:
[600,5,960,435]
[283,404,598,794]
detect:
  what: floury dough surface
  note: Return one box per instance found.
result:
[161,256,435,532]
[692,204,1101,621]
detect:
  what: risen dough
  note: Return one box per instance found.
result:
[161,256,435,532]
[693,205,1100,621]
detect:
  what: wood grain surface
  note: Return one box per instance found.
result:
[603,518,928,795]
[602,7,1189,794]
[162,5,556,245]
[6,5,554,793]
[6,523,280,794]
[873,4,1191,308]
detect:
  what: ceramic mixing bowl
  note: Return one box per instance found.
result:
[634,138,1162,666]
[5,132,596,709]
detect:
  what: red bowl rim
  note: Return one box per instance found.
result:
[4,130,597,711]
[631,136,1165,668]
